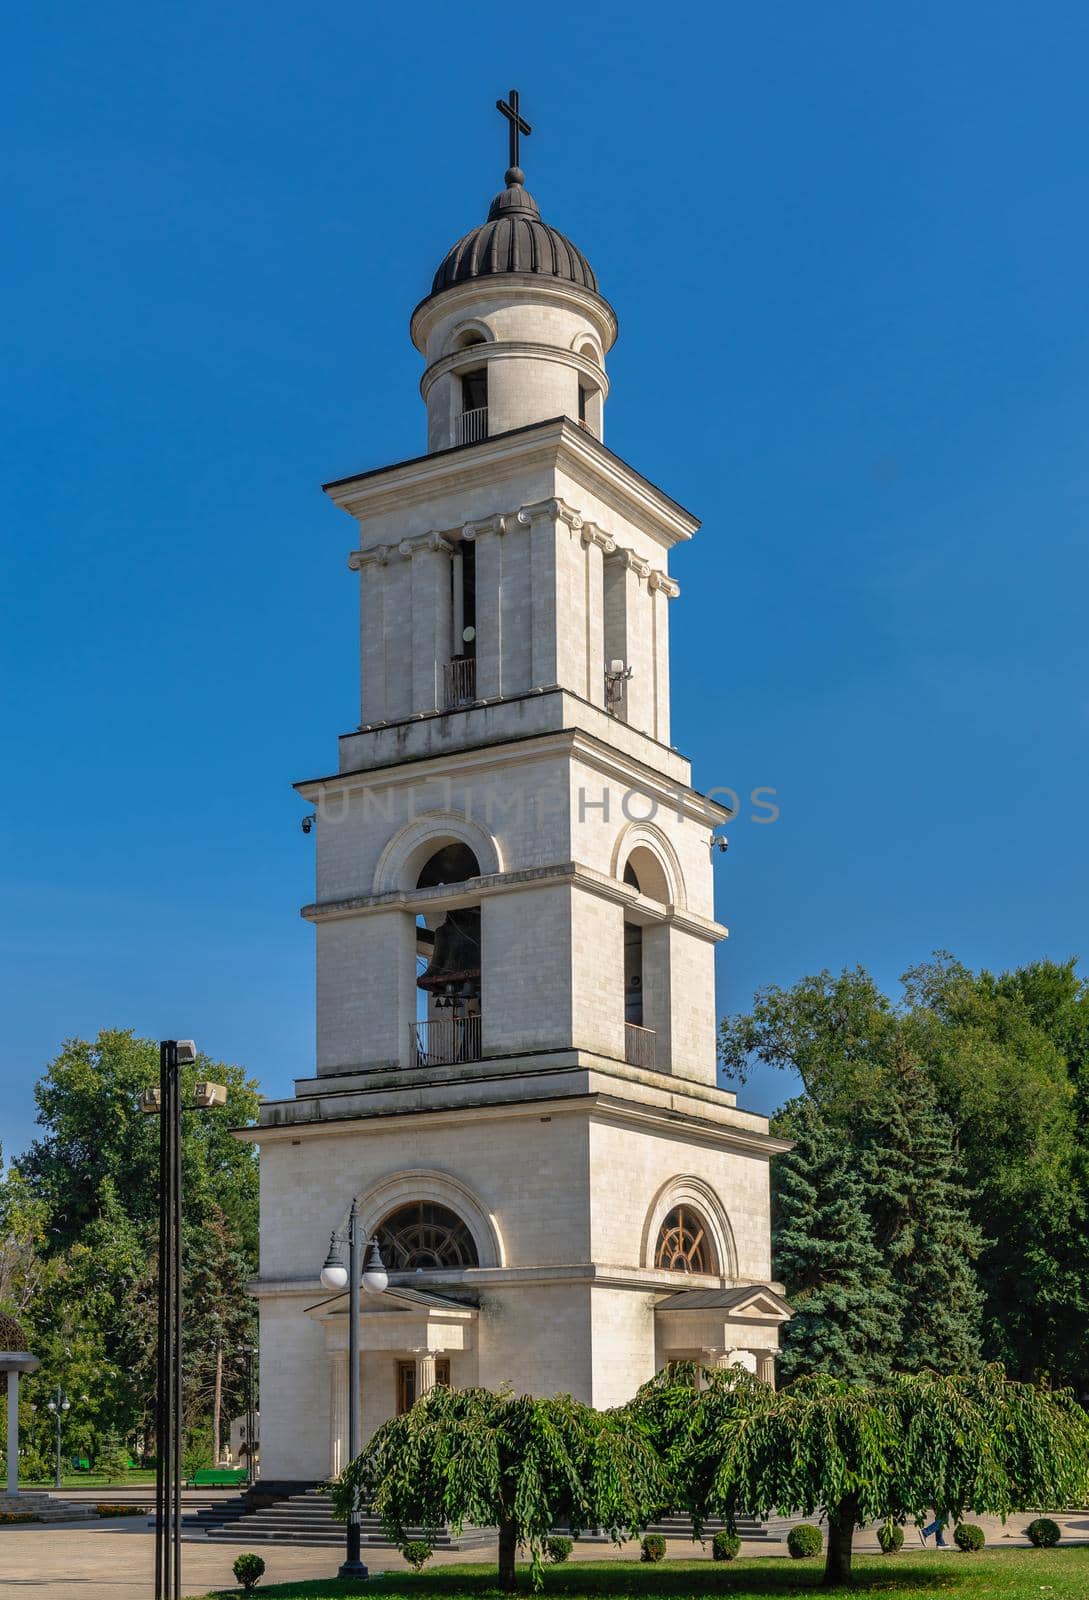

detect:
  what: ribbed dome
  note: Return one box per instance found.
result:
[431,167,598,296]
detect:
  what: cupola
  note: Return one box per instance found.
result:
[410,91,617,453]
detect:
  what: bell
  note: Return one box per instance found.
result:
[417,908,481,1002]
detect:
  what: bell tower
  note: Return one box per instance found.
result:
[250,95,789,1488]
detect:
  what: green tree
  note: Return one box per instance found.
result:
[720,957,1087,1380]
[333,1384,666,1591]
[19,1030,260,1255]
[859,1051,984,1371]
[771,1097,901,1382]
[634,1362,1089,1585]
[12,1031,260,1458]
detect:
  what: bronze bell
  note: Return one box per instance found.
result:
[417,908,481,1008]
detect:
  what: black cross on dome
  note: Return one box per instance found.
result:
[496,88,531,177]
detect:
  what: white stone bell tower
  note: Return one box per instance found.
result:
[247,94,790,1488]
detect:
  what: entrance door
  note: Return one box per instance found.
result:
[396,1359,451,1415]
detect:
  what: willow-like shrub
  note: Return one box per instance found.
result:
[629,1363,1089,1586]
[332,1383,666,1592]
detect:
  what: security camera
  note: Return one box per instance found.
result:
[176,1040,198,1065]
[301,813,316,835]
[709,833,729,857]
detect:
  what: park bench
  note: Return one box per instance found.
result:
[185,1467,247,1488]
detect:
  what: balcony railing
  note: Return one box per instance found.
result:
[624,1022,657,1070]
[442,655,476,709]
[455,406,488,446]
[413,1014,482,1068]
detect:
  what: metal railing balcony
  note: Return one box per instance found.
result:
[442,656,476,709]
[624,1022,657,1070]
[455,405,488,446]
[413,1014,482,1068]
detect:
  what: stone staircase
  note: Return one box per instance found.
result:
[184,1487,490,1549]
[183,1487,782,1550]
[0,1491,97,1523]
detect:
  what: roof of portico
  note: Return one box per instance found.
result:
[654,1284,792,1319]
[304,1284,479,1318]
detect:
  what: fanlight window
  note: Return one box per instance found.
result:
[376,1202,479,1271]
[655,1205,713,1274]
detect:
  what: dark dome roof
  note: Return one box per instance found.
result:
[431,167,598,297]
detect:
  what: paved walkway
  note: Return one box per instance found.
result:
[1,1510,1087,1598]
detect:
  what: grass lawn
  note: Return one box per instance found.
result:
[198,1547,1087,1599]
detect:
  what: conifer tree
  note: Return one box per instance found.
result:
[860,1051,985,1372]
[772,1097,901,1382]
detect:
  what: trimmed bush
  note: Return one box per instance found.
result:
[711,1530,741,1561]
[232,1553,266,1591]
[787,1522,823,1559]
[401,1540,434,1571]
[954,1523,986,1552]
[640,1534,667,1563]
[95,1504,144,1517]
[878,1521,904,1554]
[1026,1517,1061,1547]
[545,1536,573,1564]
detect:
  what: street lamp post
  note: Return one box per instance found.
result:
[242,1344,258,1487]
[320,1200,388,1580]
[46,1388,70,1489]
[139,1040,227,1600]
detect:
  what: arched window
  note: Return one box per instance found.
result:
[376,1202,480,1270]
[655,1205,713,1273]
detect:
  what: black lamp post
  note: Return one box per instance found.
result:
[139,1040,226,1600]
[46,1388,70,1489]
[242,1344,258,1487]
[320,1200,388,1580]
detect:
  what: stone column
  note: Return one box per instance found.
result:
[414,1350,438,1399]
[348,545,392,727]
[328,1352,348,1479]
[409,533,453,714]
[648,570,679,744]
[756,1352,777,1388]
[705,1347,738,1373]
[6,1370,18,1495]
[581,525,614,706]
[465,516,506,700]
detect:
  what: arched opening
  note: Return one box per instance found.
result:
[624,921,644,1025]
[415,843,480,887]
[621,845,672,905]
[414,843,482,1064]
[376,1201,480,1271]
[457,365,488,445]
[577,379,602,438]
[453,329,487,351]
[655,1204,715,1274]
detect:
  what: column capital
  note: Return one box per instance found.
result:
[348,543,394,572]
[649,569,680,598]
[462,514,507,541]
[517,496,583,531]
[580,520,616,554]
[606,547,653,580]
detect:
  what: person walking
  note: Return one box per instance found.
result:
[919,1512,948,1546]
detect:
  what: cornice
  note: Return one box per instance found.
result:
[343,493,676,592]
[323,418,699,550]
[299,858,726,944]
[419,340,612,405]
[235,1088,786,1157]
[295,722,728,826]
[409,275,618,354]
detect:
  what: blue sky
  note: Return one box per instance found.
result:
[3,2,1087,1156]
